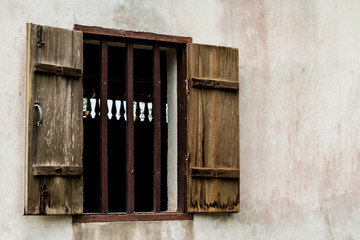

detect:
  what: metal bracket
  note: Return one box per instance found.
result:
[36,25,45,47]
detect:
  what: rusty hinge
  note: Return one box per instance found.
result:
[37,25,45,47]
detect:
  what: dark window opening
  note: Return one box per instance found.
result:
[82,42,168,213]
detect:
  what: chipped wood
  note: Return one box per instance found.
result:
[25,23,83,215]
[187,43,239,213]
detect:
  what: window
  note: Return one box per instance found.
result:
[80,31,179,214]
[24,23,240,221]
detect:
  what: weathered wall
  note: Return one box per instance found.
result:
[239,0,360,239]
[1,0,360,239]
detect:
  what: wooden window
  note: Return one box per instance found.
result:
[24,23,239,221]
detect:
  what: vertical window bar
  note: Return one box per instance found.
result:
[126,42,135,214]
[100,40,108,214]
[153,44,161,212]
[177,46,187,212]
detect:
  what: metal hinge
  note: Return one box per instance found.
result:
[37,25,45,47]
[185,78,189,97]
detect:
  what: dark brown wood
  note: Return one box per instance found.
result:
[73,212,193,223]
[153,44,161,212]
[190,167,239,179]
[25,23,83,215]
[177,46,187,212]
[100,40,108,214]
[126,43,135,214]
[191,77,239,90]
[33,63,82,78]
[33,166,83,176]
[74,25,192,44]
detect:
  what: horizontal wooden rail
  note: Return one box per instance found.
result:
[190,167,239,179]
[33,63,82,78]
[33,166,83,176]
[191,77,239,90]
[73,212,193,223]
[74,25,192,44]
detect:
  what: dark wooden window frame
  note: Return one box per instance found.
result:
[73,25,192,223]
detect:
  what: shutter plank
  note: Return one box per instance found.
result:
[25,23,83,215]
[187,44,239,213]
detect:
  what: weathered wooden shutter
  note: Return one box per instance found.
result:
[25,23,83,215]
[187,44,239,213]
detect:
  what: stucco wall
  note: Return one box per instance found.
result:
[1,0,360,239]
[239,0,360,239]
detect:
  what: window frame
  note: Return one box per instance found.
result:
[73,25,192,223]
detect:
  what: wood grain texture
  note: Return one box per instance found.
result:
[187,44,239,213]
[25,23,83,215]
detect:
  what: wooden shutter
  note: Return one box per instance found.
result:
[24,23,83,215]
[187,44,239,213]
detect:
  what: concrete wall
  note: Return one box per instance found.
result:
[1,0,360,239]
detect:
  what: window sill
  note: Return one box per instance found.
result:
[72,212,193,223]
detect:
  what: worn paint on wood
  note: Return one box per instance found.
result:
[187,43,239,212]
[25,23,83,215]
